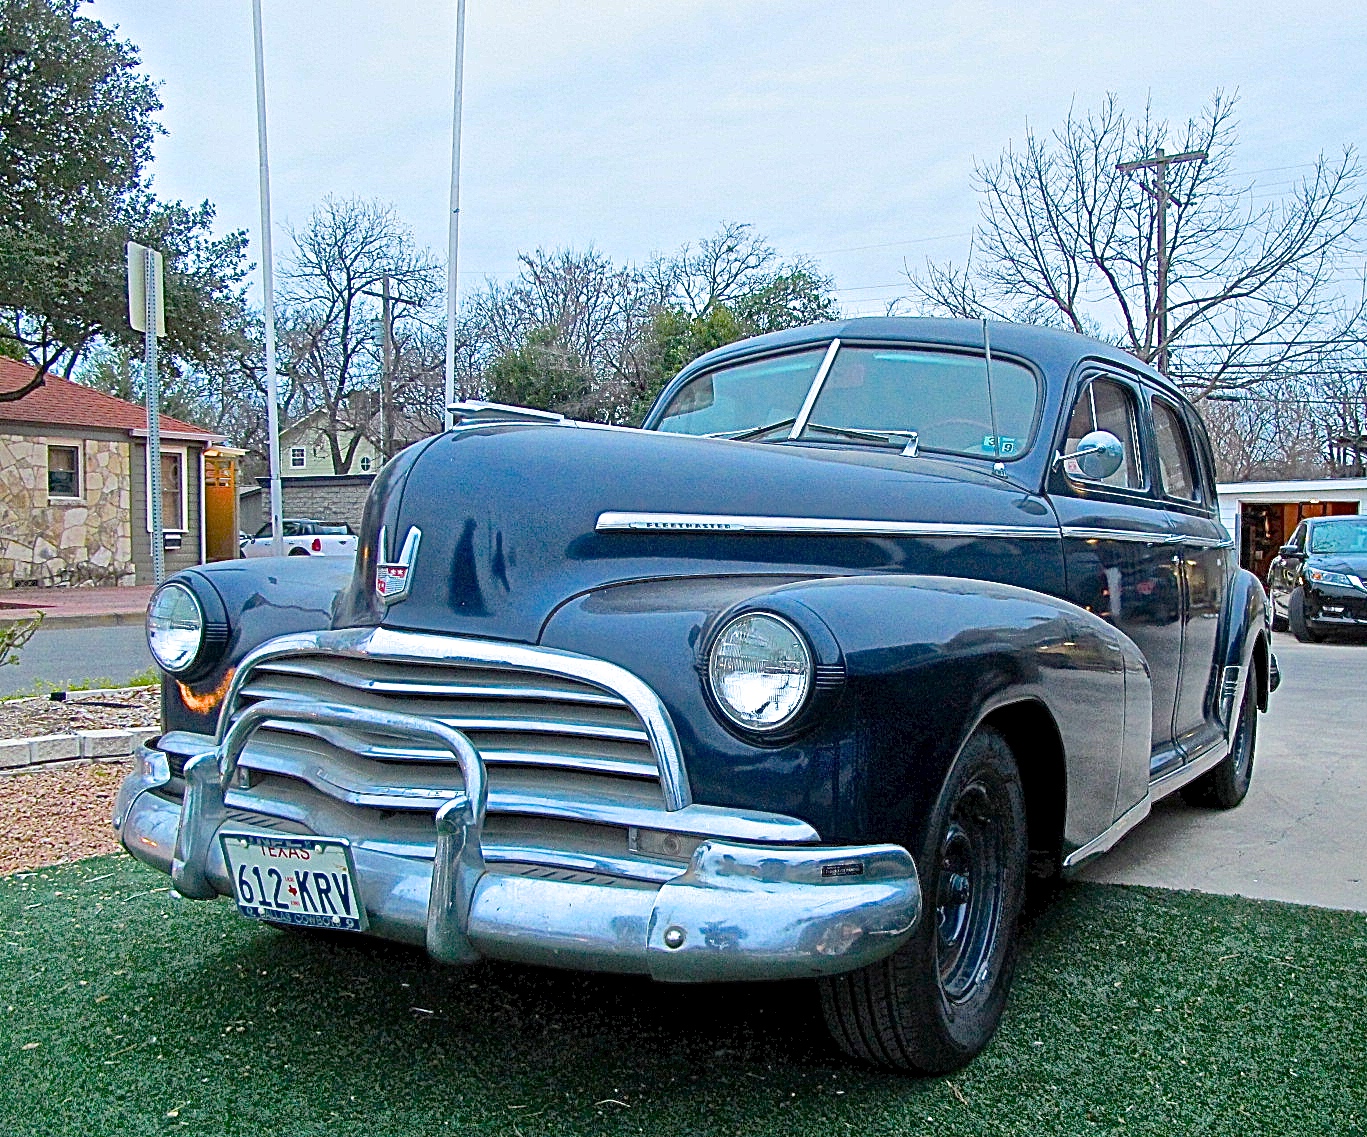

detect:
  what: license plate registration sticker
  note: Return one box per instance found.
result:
[220,832,367,931]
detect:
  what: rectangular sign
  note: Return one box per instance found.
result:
[126,241,166,337]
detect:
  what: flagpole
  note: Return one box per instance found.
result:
[251,0,285,555]
[443,0,467,431]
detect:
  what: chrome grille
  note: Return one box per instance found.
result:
[220,629,688,819]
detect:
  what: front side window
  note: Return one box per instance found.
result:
[1153,399,1199,501]
[655,349,828,438]
[1309,518,1367,554]
[47,445,81,497]
[1062,378,1143,489]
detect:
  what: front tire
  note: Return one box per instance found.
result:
[819,726,1027,1073]
[1182,673,1257,809]
[1288,587,1321,643]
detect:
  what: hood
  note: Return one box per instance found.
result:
[333,421,1062,643]
[1307,551,1367,578]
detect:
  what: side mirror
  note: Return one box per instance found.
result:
[1279,544,1300,557]
[1056,430,1125,482]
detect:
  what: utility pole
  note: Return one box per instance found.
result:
[444,0,467,430]
[1117,147,1207,376]
[381,272,393,462]
[252,0,285,556]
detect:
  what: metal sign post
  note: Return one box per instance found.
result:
[128,241,167,585]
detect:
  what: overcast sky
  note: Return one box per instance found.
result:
[87,0,1367,316]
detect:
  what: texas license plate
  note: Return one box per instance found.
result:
[220,832,367,931]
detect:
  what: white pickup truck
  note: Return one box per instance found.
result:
[239,519,357,558]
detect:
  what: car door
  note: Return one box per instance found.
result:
[1150,393,1231,761]
[1047,369,1185,774]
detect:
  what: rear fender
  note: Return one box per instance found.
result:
[1217,568,1272,716]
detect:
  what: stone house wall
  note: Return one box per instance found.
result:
[0,429,134,588]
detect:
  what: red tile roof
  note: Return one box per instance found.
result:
[0,357,220,440]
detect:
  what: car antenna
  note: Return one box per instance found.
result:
[982,317,1005,477]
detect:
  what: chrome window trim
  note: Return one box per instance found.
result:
[788,338,842,438]
[219,627,692,811]
[597,512,1057,541]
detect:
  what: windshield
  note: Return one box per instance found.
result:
[653,343,1040,459]
[1310,518,1367,554]
[655,349,827,438]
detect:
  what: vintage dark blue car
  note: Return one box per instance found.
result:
[116,317,1276,1072]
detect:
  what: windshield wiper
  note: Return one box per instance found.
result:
[703,417,797,441]
[802,423,920,455]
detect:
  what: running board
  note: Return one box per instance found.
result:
[1062,738,1231,872]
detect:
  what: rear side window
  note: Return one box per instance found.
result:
[1153,400,1199,502]
[1063,377,1143,489]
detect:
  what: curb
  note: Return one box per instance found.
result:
[0,726,157,773]
[0,611,146,629]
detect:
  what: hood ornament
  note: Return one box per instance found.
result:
[375,526,422,604]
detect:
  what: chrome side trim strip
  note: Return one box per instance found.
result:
[220,627,692,811]
[1149,737,1231,803]
[1185,535,1237,550]
[596,512,1057,540]
[1061,526,1182,545]
[1061,795,1152,870]
[788,338,841,438]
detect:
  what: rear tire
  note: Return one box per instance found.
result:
[1182,674,1257,809]
[819,725,1027,1073]
[288,547,311,556]
[1288,587,1321,643]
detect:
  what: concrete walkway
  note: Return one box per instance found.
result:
[0,585,153,628]
[1080,633,1367,913]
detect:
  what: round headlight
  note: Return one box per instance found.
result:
[146,582,205,673]
[707,612,813,732]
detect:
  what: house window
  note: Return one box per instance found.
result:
[161,452,184,530]
[359,455,372,472]
[47,445,81,498]
[289,447,306,469]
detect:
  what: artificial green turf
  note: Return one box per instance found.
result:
[1,857,1364,1137]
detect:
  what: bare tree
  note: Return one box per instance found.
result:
[908,93,1367,398]
[279,197,439,472]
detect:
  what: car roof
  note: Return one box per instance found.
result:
[672,316,1182,397]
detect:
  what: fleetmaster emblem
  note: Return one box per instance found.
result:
[375,526,422,604]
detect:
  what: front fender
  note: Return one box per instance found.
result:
[539,573,1150,860]
[158,557,354,735]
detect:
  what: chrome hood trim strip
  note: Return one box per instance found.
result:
[596,512,1057,540]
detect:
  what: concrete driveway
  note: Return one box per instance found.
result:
[1080,632,1367,912]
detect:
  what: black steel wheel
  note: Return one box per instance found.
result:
[819,725,1027,1073]
[1288,587,1321,643]
[1183,672,1257,809]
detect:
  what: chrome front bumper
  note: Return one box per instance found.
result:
[114,702,922,982]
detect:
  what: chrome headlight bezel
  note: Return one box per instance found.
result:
[146,577,230,680]
[704,611,815,736]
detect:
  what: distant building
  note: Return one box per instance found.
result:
[0,358,228,588]
[1218,477,1367,583]
[279,408,382,476]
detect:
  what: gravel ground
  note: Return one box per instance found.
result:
[0,684,157,738]
[0,685,157,875]
[0,759,131,874]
